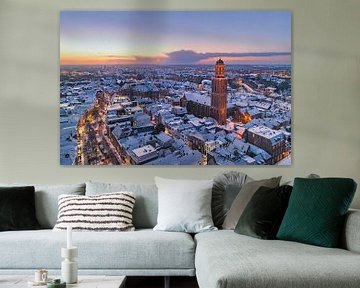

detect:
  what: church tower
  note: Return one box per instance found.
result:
[211,59,228,125]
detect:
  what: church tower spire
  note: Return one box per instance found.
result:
[211,59,228,125]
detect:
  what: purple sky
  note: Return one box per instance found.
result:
[60,11,291,65]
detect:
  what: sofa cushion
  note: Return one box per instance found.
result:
[212,171,252,228]
[277,178,357,247]
[222,177,281,229]
[195,230,360,288]
[0,229,195,271]
[53,192,136,232]
[86,182,158,229]
[0,183,86,229]
[0,186,40,231]
[234,185,292,239]
[154,177,216,233]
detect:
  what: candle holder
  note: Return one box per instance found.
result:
[61,247,78,284]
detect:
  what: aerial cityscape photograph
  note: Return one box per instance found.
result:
[60,11,292,166]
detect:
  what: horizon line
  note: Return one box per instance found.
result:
[60,63,292,67]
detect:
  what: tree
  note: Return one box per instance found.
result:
[152,123,165,135]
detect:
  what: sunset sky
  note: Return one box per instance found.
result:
[60,11,291,65]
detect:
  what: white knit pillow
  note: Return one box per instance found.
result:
[53,192,135,231]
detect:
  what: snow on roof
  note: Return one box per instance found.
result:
[112,126,123,138]
[247,107,261,116]
[155,132,172,143]
[235,101,248,108]
[120,136,141,150]
[147,154,180,165]
[248,126,284,144]
[225,133,237,143]
[108,104,123,111]
[134,113,150,121]
[179,150,202,165]
[132,145,156,157]
[184,92,210,106]
[133,83,159,93]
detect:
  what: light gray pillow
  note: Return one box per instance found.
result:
[86,181,158,229]
[154,177,217,233]
[222,177,281,230]
[0,183,85,228]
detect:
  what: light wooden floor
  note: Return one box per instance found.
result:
[126,276,199,288]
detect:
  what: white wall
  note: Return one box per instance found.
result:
[0,0,359,208]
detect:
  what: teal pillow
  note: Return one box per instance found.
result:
[277,178,357,247]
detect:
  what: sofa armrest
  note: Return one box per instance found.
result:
[342,209,360,253]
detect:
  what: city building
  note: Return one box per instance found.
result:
[180,59,228,124]
[129,145,158,165]
[247,126,285,164]
[120,82,160,100]
[211,59,228,125]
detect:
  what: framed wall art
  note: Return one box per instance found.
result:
[60,11,291,166]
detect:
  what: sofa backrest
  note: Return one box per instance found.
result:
[0,183,86,228]
[86,181,158,229]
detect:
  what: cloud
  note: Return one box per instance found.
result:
[165,50,291,64]
[133,56,167,64]
[103,50,291,65]
[104,55,167,64]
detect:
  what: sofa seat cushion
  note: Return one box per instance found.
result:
[0,229,195,270]
[195,230,360,288]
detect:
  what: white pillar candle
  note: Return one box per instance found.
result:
[67,225,72,249]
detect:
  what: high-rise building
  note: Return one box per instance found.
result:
[211,59,228,125]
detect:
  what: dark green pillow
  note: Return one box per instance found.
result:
[0,186,41,231]
[277,178,357,247]
[235,185,292,239]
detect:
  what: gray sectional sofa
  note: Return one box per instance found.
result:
[0,181,360,288]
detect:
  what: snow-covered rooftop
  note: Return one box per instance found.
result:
[184,92,210,106]
[248,126,284,144]
[132,145,156,158]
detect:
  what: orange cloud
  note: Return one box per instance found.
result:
[60,51,290,65]
[60,54,169,65]
[60,54,137,65]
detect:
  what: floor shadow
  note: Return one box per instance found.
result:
[126,276,199,288]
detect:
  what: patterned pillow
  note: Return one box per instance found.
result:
[53,192,135,232]
[212,171,252,228]
[277,178,357,247]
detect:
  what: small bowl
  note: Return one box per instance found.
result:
[47,279,66,288]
